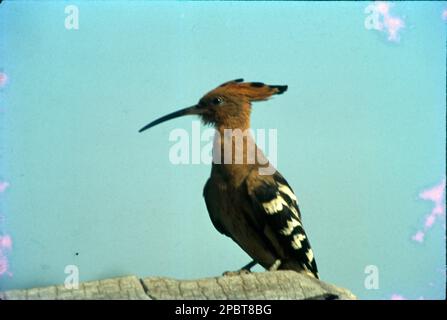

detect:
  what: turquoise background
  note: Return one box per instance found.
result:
[0,1,445,299]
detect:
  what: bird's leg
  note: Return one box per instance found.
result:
[241,260,258,271]
[268,259,281,271]
[222,260,257,276]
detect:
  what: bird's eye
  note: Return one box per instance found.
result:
[212,97,224,106]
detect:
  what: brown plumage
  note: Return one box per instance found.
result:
[139,79,319,278]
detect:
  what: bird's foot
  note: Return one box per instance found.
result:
[222,260,257,276]
[222,269,251,277]
[241,260,257,271]
[268,259,282,271]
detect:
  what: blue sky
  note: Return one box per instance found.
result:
[0,1,445,299]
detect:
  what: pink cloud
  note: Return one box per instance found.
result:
[424,215,436,228]
[375,1,390,15]
[412,178,446,243]
[0,182,12,277]
[419,178,445,203]
[390,178,445,298]
[442,9,447,21]
[0,256,9,275]
[0,72,7,87]
[0,235,12,277]
[0,181,9,193]
[367,2,405,42]
[0,235,12,250]
[384,16,404,41]
[391,294,406,300]
[411,231,424,243]
[0,256,12,277]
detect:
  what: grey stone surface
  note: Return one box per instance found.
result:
[142,271,356,300]
[0,271,356,300]
[0,275,149,300]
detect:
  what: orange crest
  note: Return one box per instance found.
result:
[208,78,288,102]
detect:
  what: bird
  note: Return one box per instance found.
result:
[139,79,319,278]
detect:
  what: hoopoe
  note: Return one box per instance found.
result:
[139,79,319,278]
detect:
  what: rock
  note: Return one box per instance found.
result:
[0,271,356,300]
[0,275,148,300]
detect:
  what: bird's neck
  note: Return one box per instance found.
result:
[211,126,270,186]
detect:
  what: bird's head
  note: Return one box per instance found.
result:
[139,79,287,132]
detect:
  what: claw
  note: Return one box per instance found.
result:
[241,260,257,271]
[222,269,251,276]
[222,260,257,276]
[268,259,281,271]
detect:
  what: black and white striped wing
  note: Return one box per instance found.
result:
[247,172,319,278]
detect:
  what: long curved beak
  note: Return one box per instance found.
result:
[138,105,201,133]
